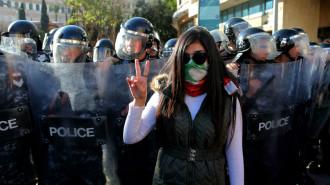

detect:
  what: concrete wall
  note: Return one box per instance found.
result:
[283,0,320,42]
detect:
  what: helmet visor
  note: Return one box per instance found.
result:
[42,33,52,52]
[324,48,330,61]
[233,22,251,38]
[249,33,277,60]
[0,36,37,59]
[93,47,115,62]
[53,42,88,63]
[291,34,310,57]
[115,26,148,60]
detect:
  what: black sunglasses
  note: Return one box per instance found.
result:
[183,52,208,65]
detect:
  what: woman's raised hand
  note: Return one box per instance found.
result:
[126,59,150,107]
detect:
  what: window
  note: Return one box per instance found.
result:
[67,8,71,13]
[36,4,39,10]
[180,19,194,34]
[266,0,273,10]
[228,7,234,19]
[0,0,3,7]
[221,10,228,23]
[14,1,18,8]
[235,5,242,17]
[29,3,32,9]
[249,0,261,15]
[61,7,64,13]
[242,3,248,17]
[7,1,11,7]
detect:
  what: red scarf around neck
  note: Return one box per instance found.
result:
[184,78,208,97]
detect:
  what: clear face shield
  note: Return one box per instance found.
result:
[291,34,311,58]
[53,39,89,63]
[42,33,53,52]
[93,47,115,62]
[115,25,148,60]
[325,48,330,61]
[163,47,174,58]
[211,30,229,50]
[249,32,277,61]
[0,34,37,59]
[233,22,251,39]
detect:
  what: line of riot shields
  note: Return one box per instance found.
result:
[0,44,168,185]
[238,46,328,184]
[0,41,328,185]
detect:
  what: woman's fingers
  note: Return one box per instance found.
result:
[143,60,150,77]
[135,59,141,78]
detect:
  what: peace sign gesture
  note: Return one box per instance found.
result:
[126,59,150,107]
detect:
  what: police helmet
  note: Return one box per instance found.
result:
[53,25,90,63]
[163,38,177,57]
[236,27,276,60]
[152,31,160,51]
[6,20,41,49]
[210,29,229,49]
[224,17,250,43]
[115,17,154,60]
[272,28,310,57]
[93,39,115,62]
[42,28,59,52]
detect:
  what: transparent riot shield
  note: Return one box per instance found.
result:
[27,61,118,185]
[238,61,298,184]
[306,48,328,138]
[104,58,166,185]
[0,51,36,184]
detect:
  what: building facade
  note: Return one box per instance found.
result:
[173,0,330,42]
[0,0,69,32]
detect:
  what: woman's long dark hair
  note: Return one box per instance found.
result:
[156,27,241,147]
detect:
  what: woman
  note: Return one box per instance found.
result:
[124,27,244,185]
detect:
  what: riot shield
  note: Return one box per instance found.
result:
[238,62,298,184]
[306,47,328,138]
[0,51,36,184]
[104,58,166,185]
[27,61,118,185]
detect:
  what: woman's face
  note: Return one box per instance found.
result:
[184,40,207,58]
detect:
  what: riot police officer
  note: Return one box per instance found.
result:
[53,25,91,63]
[29,25,113,185]
[226,27,276,78]
[0,43,36,184]
[42,28,59,56]
[210,29,229,51]
[308,41,330,174]
[146,31,161,59]
[162,38,177,58]
[105,17,161,185]
[2,20,50,62]
[114,17,155,64]
[272,28,310,63]
[231,27,299,185]
[93,39,116,62]
[221,17,250,64]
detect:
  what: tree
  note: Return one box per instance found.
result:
[64,0,125,45]
[18,3,26,20]
[50,4,60,22]
[132,0,177,44]
[40,0,49,32]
